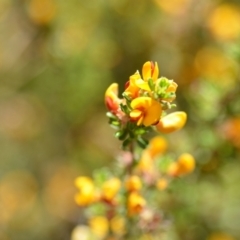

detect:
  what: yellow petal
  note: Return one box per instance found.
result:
[131,97,162,127]
[137,116,144,126]
[156,111,187,133]
[135,79,151,91]
[129,109,142,119]
[152,62,159,81]
[142,61,152,81]
[143,100,162,126]
[105,83,118,99]
[142,61,159,81]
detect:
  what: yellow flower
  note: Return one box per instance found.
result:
[133,61,160,92]
[74,177,96,206]
[101,178,121,202]
[125,175,142,192]
[168,153,195,176]
[110,216,125,236]
[105,83,121,114]
[147,136,168,158]
[156,111,187,133]
[128,192,146,215]
[89,216,109,239]
[130,97,162,126]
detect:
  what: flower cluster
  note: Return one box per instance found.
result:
[73,61,195,240]
[105,61,184,149]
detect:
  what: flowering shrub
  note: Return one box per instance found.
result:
[73,61,195,240]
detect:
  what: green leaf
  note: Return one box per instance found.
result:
[115,129,128,140]
[122,138,132,148]
[106,111,116,119]
[137,137,149,149]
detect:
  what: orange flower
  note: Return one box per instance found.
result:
[128,192,146,215]
[130,97,162,126]
[156,111,187,133]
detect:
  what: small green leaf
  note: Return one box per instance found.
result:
[122,138,132,148]
[106,111,116,119]
[115,129,128,140]
[137,137,149,149]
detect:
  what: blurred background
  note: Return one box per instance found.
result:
[0,0,240,239]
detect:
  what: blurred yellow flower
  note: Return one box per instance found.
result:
[101,178,121,202]
[147,136,168,158]
[154,0,191,16]
[156,111,187,133]
[207,4,240,41]
[110,216,125,235]
[194,47,238,86]
[156,178,168,190]
[168,153,195,176]
[74,177,96,206]
[125,175,142,192]
[28,0,56,25]
[137,150,155,173]
[89,216,109,239]
[130,97,162,126]
[207,232,235,240]
[71,225,94,240]
[128,192,146,215]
